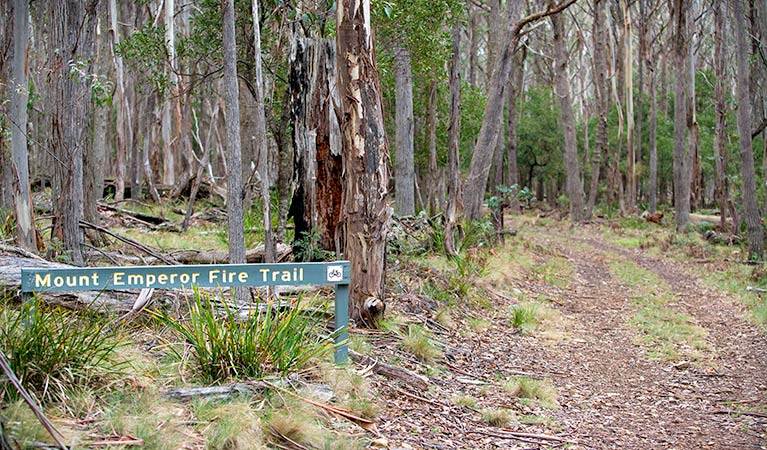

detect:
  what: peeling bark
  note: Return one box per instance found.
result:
[336,0,390,326]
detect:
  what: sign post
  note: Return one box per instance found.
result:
[21,261,351,364]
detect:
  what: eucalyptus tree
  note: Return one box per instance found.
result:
[462,0,579,221]
[336,0,391,325]
[47,0,99,265]
[373,0,463,216]
[222,0,248,302]
[7,0,36,252]
[671,0,691,230]
[732,0,763,259]
[551,8,585,222]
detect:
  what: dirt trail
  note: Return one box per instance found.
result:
[375,231,766,450]
[539,233,767,449]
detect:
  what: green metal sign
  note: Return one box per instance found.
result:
[21,262,351,364]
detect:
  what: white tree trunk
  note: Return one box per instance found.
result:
[10,0,35,252]
[394,45,415,216]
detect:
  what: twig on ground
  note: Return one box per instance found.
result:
[79,220,177,265]
[0,350,70,450]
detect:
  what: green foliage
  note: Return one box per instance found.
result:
[152,290,334,382]
[517,85,564,185]
[115,23,170,93]
[0,298,126,403]
[294,228,334,262]
[400,324,442,362]
[509,303,540,330]
[504,376,558,408]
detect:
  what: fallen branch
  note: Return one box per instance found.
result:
[0,255,145,313]
[165,383,267,402]
[99,202,167,225]
[261,380,379,436]
[79,220,177,265]
[170,242,291,265]
[0,244,45,261]
[349,350,430,391]
[746,286,767,293]
[711,408,767,418]
[0,350,69,450]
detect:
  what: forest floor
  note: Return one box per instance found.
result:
[3,210,767,450]
[370,216,767,450]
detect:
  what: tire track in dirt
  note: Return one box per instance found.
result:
[535,233,766,449]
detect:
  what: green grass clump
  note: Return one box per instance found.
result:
[349,335,372,354]
[481,408,513,427]
[509,303,540,330]
[452,394,478,409]
[0,298,126,403]
[504,377,558,408]
[400,324,442,362]
[153,290,334,382]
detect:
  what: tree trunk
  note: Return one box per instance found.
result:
[468,0,478,87]
[688,4,701,211]
[9,0,36,252]
[506,46,526,214]
[713,0,728,230]
[109,0,128,202]
[672,0,691,231]
[463,0,522,220]
[252,0,274,263]
[636,0,646,205]
[84,3,109,246]
[222,0,248,303]
[48,0,98,266]
[394,46,415,216]
[551,10,585,222]
[276,84,293,244]
[444,22,463,257]
[733,0,764,258]
[427,79,439,215]
[336,0,390,326]
[648,60,659,214]
[622,0,636,213]
[289,34,343,255]
[587,0,609,218]
[161,0,176,187]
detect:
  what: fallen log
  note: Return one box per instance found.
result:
[171,242,292,264]
[349,350,430,390]
[0,254,143,313]
[689,213,734,228]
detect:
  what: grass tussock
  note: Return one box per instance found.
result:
[481,408,514,427]
[452,394,478,409]
[103,387,188,450]
[400,324,442,362]
[152,290,334,382]
[0,298,127,403]
[509,303,540,330]
[194,400,267,450]
[504,376,558,408]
